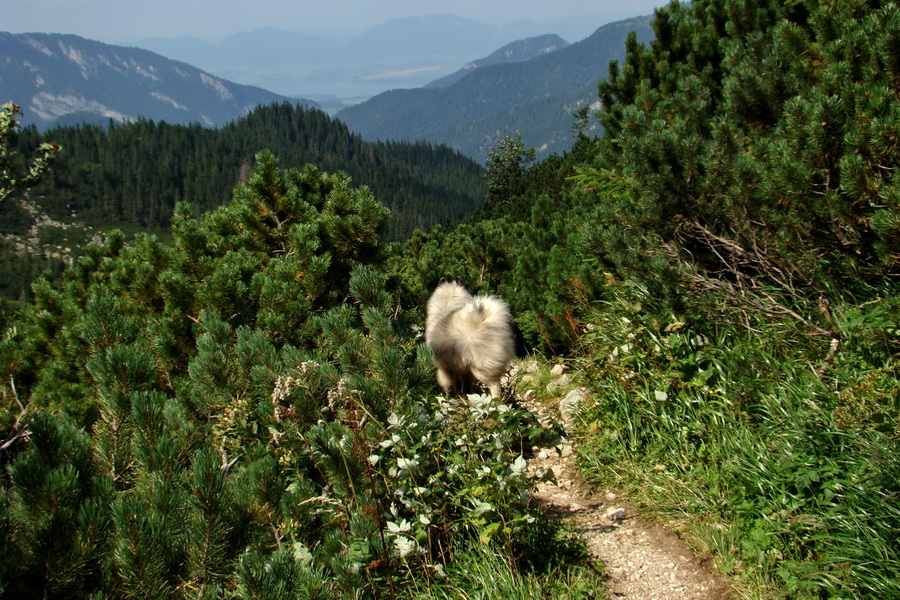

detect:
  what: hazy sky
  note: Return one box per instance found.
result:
[6,0,670,43]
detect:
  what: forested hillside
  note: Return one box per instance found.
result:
[337,15,654,161]
[1,102,486,301]
[1,1,898,599]
[17,102,485,235]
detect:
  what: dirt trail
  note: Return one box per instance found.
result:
[514,365,732,600]
[527,440,731,600]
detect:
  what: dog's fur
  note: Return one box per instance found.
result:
[425,281,515,399]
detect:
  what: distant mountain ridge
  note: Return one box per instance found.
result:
[136,16,581,100]
[0,32,306,130]
[424,34,569,89]
[337,15,654,162]
[1,14,655,160]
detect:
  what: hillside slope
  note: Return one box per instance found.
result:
[1,1,898,598]
[424,34,569,89]
[337,16,654,161]
[387,0,900,596]
[1,103,486,301]
[0,32,302,129]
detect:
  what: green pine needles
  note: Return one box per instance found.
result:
[0,152,576,599]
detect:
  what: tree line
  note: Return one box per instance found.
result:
[10,102,486,240]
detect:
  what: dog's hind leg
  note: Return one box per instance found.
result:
[472,368,502,399]
[436,367,455,397]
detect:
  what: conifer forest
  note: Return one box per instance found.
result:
[1,1,899,598]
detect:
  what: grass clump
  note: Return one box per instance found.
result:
[403,541,602,600]
[571,278,899,598]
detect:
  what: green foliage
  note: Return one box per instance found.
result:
[386,140,610,351]
[382,1,900,596]
[368,394,546,563]
[574,277,899,597]
[547,4,900,592]
[0,102,60,203]
[403,542,601,600]
[12,103,484,240]
[0,102,487,302]
[384,218,516,311]
[483,132,536,208]
[4,0,900,596]
[0,103,67,309]
[597,0,899,294]
[0,152,574,599]
[0,411,107,598]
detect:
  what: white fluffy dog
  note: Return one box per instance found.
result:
[425,281,515,399]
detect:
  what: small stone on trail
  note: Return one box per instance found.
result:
[605,507,627,522]
[547,373,572,393]
[559,387,590,427]
[604,491,618,502]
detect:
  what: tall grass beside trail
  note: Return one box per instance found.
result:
[401,543,602,600]
[572,279,899,599]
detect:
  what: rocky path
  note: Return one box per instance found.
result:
[527,440,730,600]
[515,364,732,600]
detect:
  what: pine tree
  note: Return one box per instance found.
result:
[591,0,899,325]
[1,411,105,599]
[482,132,536,211]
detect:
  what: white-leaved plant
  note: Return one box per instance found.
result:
[369,392,553,572]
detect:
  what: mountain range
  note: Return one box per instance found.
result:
[135,15,594,101]
[0,32,303,130]
[1,13,655,162]
[337,15,654,161]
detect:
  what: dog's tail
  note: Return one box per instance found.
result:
[456,296,515,383]
[457,295,510,331]
[454,296,514,358]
